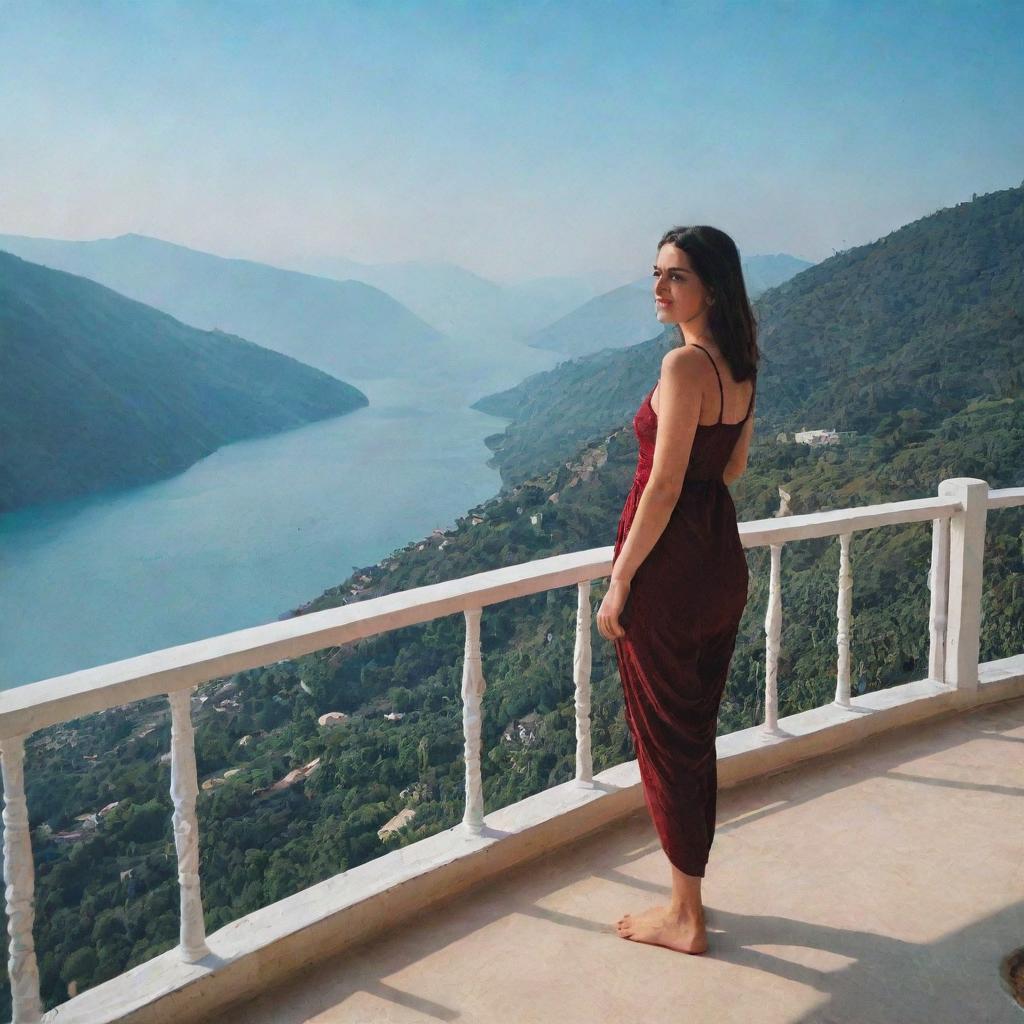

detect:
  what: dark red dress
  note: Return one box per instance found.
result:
[612,343,755,877]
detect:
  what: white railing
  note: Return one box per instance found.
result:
[1,476,1021,1022]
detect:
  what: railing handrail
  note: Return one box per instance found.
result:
[986,485,1024,509]
[0,548,601,740]
[737,493,961,544]
[3,488,1021,741]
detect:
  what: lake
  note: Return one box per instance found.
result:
[0,345,556,688]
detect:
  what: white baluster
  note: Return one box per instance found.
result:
[928,514,951,684]
[938,478,988,691]
[574,581,594,787]
[0,735,42,1023]
[762,543,784,737]
[834,532,853,707]
[168,689,211,962]
[461,608,486,834]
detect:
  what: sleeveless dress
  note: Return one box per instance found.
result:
[612,343,755,878]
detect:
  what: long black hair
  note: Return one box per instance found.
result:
[657,225,761,384]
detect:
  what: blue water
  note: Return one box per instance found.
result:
[0,353,554,688]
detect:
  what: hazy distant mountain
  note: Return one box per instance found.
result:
[501,274,598,333]
[289,254,597,342]
[524,282,665,359]
[741,253,815,295]
[525,253,814,358]
[0,233,446,380]
[478,184,1024,486]
[0,250,366,513]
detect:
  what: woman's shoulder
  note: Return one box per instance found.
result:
[661,344,711,372]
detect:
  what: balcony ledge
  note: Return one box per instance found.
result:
[44,654,1024,1024]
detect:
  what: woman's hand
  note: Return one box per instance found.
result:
[597,578,630,641]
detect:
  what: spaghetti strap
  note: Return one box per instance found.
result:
[689,344,724,424]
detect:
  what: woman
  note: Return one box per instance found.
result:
[596,225,760,954]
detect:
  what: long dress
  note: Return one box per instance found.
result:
[612,343,755,878]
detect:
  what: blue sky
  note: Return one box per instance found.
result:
[1,0,1021,286]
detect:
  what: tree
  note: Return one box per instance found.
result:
[61,947,97,987]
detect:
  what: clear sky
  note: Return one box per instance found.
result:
[1,0,1021,286]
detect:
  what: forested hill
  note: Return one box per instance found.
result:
[473,326,676,487]
[753,182,1024,428]
[478,182,1024,489]
[0,251,367,514]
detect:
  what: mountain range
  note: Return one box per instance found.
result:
[0,232,813,370]
[0,232,446,381]
[0,231,813,513]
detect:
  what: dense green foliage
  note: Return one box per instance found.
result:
[2,183,1023,1016]
[0,250,367,513]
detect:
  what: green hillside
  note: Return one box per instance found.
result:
[480,182,1024,488]
[473,326,673,486]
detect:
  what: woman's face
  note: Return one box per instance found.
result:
[653,243,711,325]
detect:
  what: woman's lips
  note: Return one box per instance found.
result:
[656,299,671,306]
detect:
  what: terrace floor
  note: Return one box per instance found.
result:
[216,694,1024,1024]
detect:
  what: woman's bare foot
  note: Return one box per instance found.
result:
[615,903,708,954]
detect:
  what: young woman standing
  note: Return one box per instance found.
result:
[597,225,760,954]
